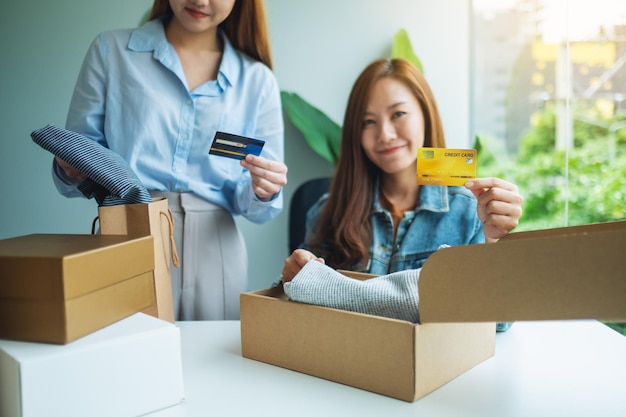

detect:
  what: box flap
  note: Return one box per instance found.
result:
[419,222,626,323]
[499,219,626,241]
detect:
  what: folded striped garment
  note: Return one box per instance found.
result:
[283,260,421,323]
[31,125,152,206]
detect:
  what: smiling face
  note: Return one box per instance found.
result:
[360,77,425,176]
[168,0,236,33]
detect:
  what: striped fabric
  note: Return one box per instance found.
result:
[31,124,152,206]
[284,260,421,323]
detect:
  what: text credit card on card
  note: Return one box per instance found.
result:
[209,131,265,160]
[416,147,477,186]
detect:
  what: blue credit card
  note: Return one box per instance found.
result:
[209,131,265,160]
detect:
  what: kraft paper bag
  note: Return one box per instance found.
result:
[96,197,179,323]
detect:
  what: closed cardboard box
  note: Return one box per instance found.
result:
[0,312,185,417]
[240,221,626,402]
[0,234,155,344]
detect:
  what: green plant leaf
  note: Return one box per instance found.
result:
[391,29,424,73]
[281,91,342,164]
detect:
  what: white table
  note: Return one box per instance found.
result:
[149,320,626,417]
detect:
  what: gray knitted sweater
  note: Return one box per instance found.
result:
[283,260,421,323]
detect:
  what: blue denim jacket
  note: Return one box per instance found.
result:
[304,185,484,274]
[303,184,512,332]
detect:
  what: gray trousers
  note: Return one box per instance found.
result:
[150,191,247,321]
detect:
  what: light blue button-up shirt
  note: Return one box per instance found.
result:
[54,19,284,224]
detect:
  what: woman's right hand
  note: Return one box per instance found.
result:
[55,156,87,181]
[281,249,325,283]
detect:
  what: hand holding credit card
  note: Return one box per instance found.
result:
[209,131,265,160]
[416,147,477,186]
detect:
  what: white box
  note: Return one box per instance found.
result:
[0,313,185,417]
[0,234,156,344]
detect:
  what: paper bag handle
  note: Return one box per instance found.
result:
[91,216,99,235]
[161,209,181,267]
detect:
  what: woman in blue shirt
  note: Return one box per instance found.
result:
[282,59,522,329]
[54,0,287,320]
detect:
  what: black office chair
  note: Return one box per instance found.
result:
[288,177,331,253]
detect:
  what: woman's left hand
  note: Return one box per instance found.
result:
[465,178,523,243]
[240,154,288,201]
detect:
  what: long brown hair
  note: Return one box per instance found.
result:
[147,0,273,69]
[307,58,446,270]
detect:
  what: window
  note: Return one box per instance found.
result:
[471,0,626,335]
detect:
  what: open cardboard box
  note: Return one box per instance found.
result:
[0,234,155,344]
[240,221,626,402]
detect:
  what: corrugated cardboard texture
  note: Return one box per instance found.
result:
[419,221,626,323]
[0,234,155,343]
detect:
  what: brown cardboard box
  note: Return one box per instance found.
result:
[240,221,626,402]
[0,234,155,344]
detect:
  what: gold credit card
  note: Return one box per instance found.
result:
[416,147,477,186]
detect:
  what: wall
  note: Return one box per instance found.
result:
[0,0,470,291]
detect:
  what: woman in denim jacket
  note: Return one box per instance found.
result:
[282,59,523,331]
